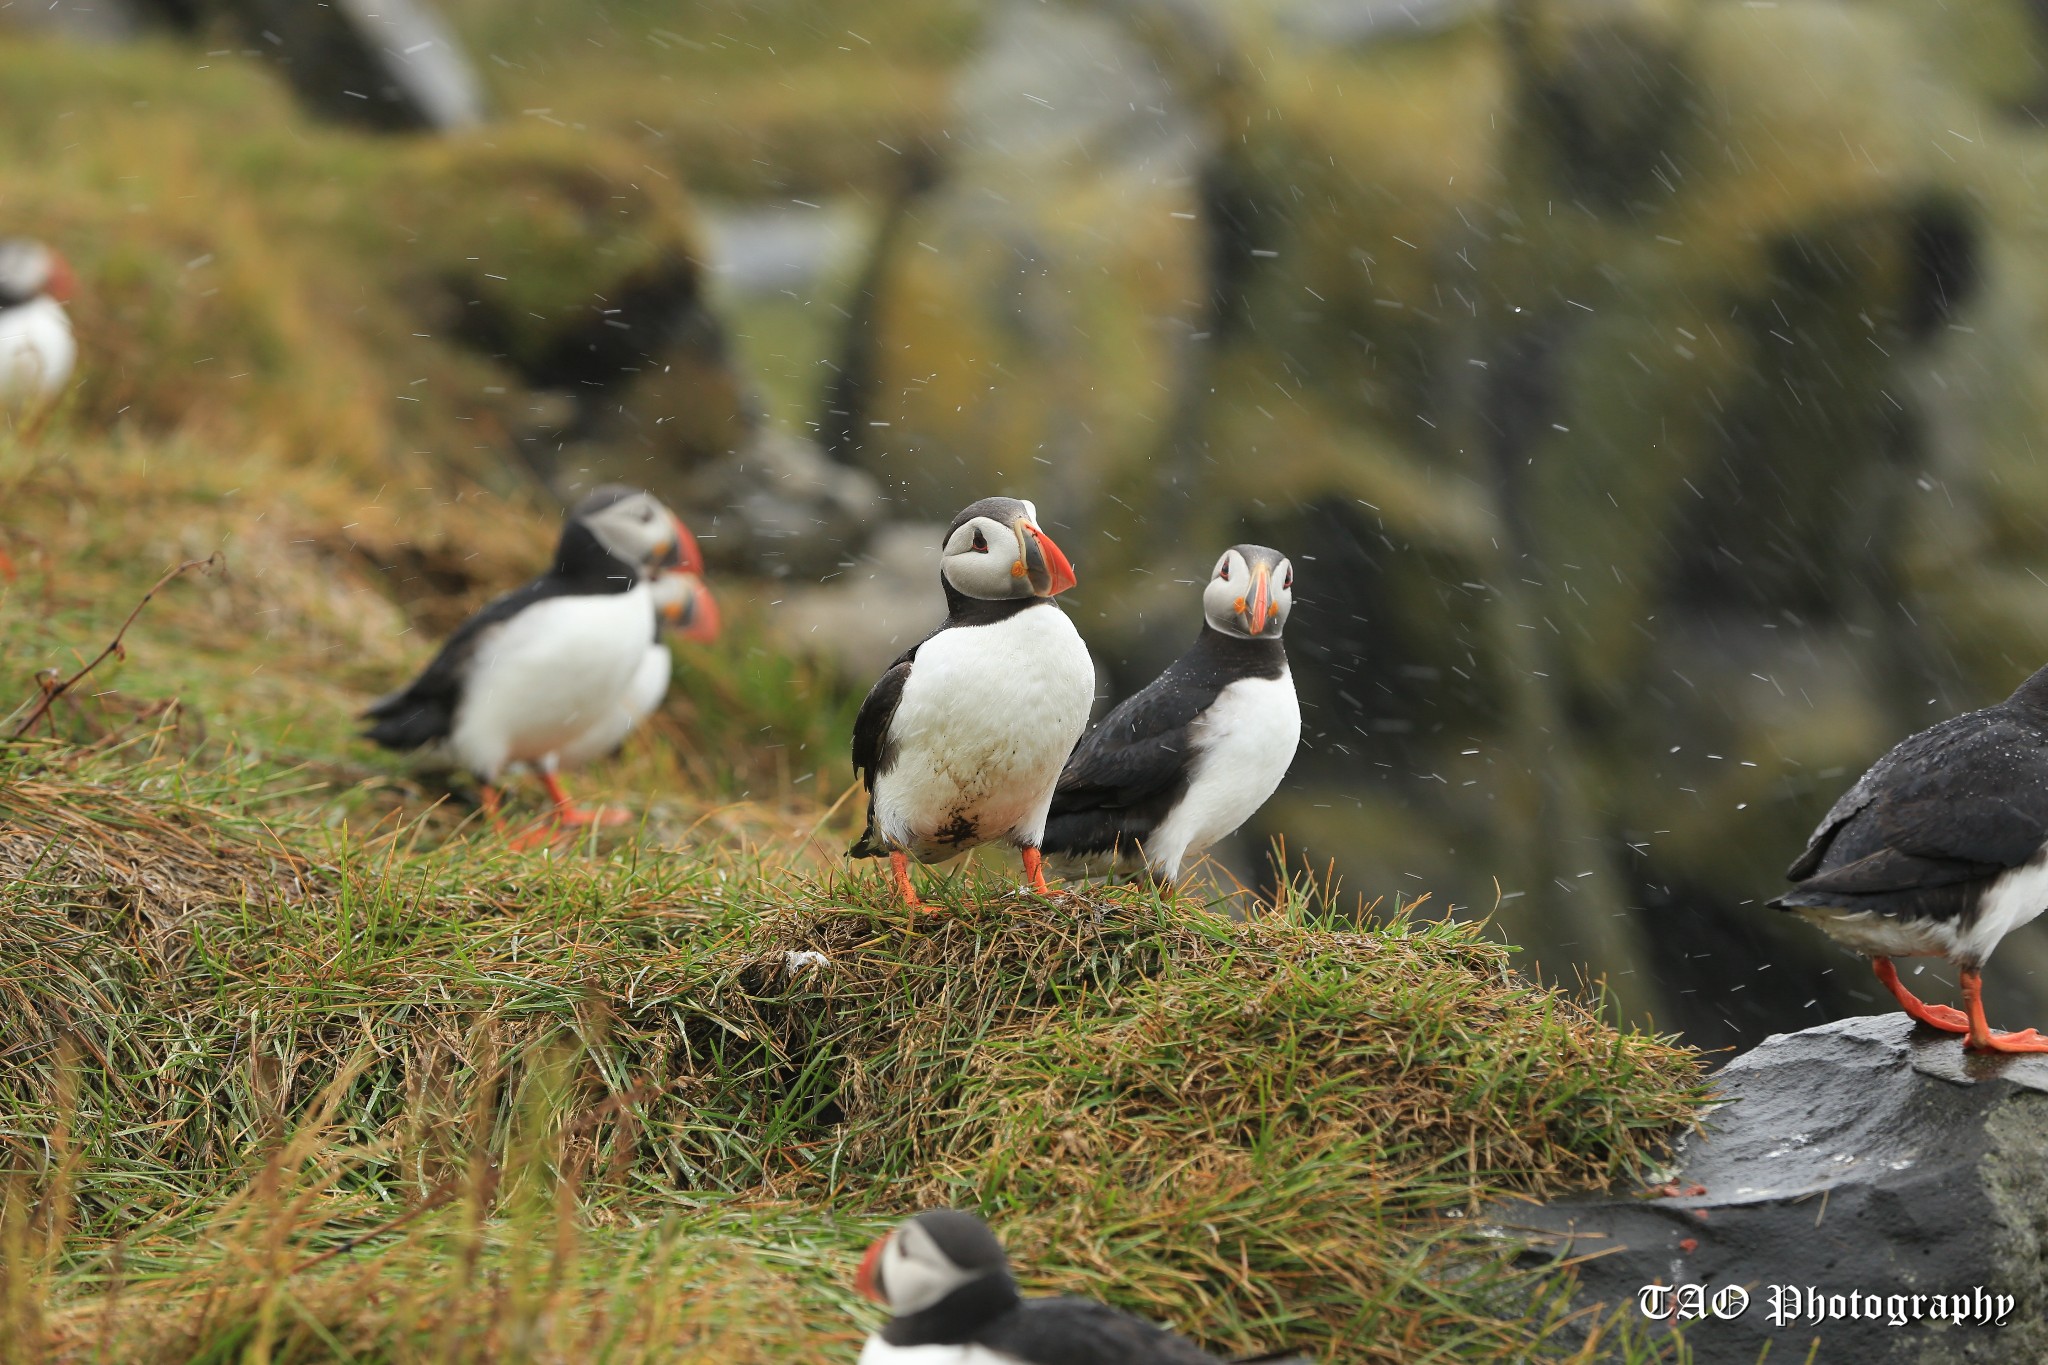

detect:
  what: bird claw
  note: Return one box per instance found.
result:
[555,805,630,828]
[1968,1028,2048,1054]
[504,821,564,852]
[1907,1003,1971,1033]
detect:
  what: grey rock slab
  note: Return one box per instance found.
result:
[1498,1013,2048,1363]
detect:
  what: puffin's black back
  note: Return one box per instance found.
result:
[1773,663,2048,924]
[1043,627,1287,860]
[974,1297,1227,1364]
[360,500,642,751]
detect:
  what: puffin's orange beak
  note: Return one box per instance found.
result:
[855,1235,888,1304]
[675,577,721,644]
[667,515,704,575]
[1244,562,1271,635]
[44,251,73,305]
[1012,516,1077,597]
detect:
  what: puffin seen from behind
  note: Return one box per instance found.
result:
[362,485,689,842]
[855,1209,1305,1365]
[1772,662,2048,1053]
[1042,545,1299,885]
[849,497,1092,905]
[556,538,721,769]
[0,238,75,409]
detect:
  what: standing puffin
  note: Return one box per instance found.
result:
[362,486,688,841]
[1773,663,2048,1053]
[0,238,75,408]
[849,497,1092,905]
[856,1210,1302,1364]
[556,545,720,768]
[1042,545,1299,885]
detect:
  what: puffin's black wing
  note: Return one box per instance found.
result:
[1041,661,1219,859]
[848,643,918,858]
[1776,706,2048,913]
[979,1297,1224,1365]
[360,579,555,751]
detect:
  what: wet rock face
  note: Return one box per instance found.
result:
[1506,1014,2048,1363]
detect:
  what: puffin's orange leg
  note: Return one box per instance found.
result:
[888,850,924,907]
[479,784,509,835]
[1873,957,1968,1033]
[1020,846,1054,896]
[1962,968,2048,1053]
[540,771,630,827]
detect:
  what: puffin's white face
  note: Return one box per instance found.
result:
[579,490,686,573]
[0,239,70,304]
[859,1220,977,1315]
[939,497,1078,601]
[1203,544,1294,639]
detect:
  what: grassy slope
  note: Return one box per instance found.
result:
[0,434,1704,1362]
[0,12,1707,1362]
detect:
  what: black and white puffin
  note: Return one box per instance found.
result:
[1773,662,2048,1053]
[1042,545,1299,884]
[362,486,689,842]
[855,1210,1304,1364]
[849,497,1092,904]
[556,541,720,767]
[0,238,75,407]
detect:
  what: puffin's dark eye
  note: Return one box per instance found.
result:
[1283,571,1293,590]
[1217,561,1230,581]
[971,528,988,553]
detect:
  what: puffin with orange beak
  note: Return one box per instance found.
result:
[0,238,75,409]
[854,1209,1305,1363]
[1043,544,1299,885]
[849,497,1093,904]
[556,519,721,769]
[362,485,691,844]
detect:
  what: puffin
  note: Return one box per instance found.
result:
[1772,662,2048,1053]
[362,485,689,841]
[0,238,75,407]
[1042,545,1299,884]
[849,497,1092,905]
[855,1210,1304,1365]
[555,546,720,768]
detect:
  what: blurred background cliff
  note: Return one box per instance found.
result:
[8,0,2048,1052]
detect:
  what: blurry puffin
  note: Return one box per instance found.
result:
[1773,662,2048,1053]
[855,1210,1306,1365]
[849,497,1091,905]
[0,238,75,407]
[556,538,721,768]
[362,486,689,841]
[1043,545,1299,884]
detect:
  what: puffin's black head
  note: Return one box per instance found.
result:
[561,485,690,577]
[0,239,71,309]
[1203,544,1294,639]
[941,497,1078,601]
[856,1209,1019,1323]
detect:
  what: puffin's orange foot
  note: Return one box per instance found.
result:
[888,850,929,909]
[556,805,631,828]
[1959,969,2048,1052]
[505,821,566,852]
[1907,1003,1972,1033]
[1967,1028,2048,1054]
[1873,957,1969,1034]
[1020,846,1054,896]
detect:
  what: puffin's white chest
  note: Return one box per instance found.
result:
[557,641,672,767]
[877,605,1094,860]
[858,1338,1018,1365]
[448,586,654,779]
[0,297,73,402]
[1147,670,1300,881]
